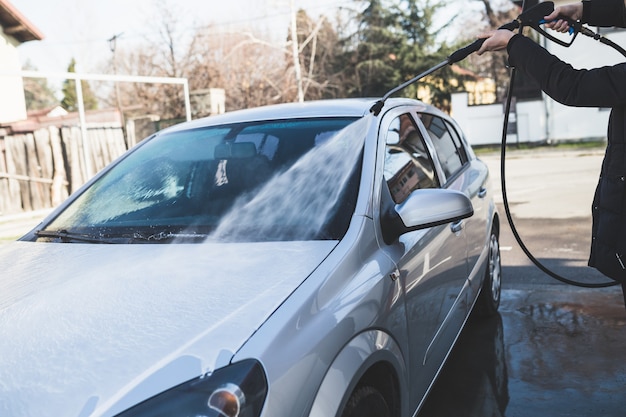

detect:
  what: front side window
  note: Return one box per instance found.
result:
[39,117,365,243]
[419,113,467,181]
[384,113,439,204]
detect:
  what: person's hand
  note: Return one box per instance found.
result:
[476,29,515,55]
[544,2,583,33]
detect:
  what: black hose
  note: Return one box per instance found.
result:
[572,21,626,57]
[500,66,619,288]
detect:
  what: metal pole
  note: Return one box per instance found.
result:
[183,80,191,121]
[290,0,304,102]
[74,78,93,179]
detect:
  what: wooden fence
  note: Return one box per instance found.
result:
[0,125,128,215]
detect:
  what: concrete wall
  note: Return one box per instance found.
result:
[451,93,547,146]
[542,26,625,142]
[451,25,625,146]
[451,91,612,146]
[0,30,26,124]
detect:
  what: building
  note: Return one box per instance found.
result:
[0,0,43,124]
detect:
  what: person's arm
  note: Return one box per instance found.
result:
[545,0,626,32]
[507,35,626,108]
[477,30,626,108]
[581,0,626,27]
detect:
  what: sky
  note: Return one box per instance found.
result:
[10,0,349,75]
[8,0,503,96]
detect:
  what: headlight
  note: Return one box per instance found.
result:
[116,359,267,417]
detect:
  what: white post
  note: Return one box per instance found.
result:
[74,77,93,178]
[290,0,304,103]
[183,79,191,121]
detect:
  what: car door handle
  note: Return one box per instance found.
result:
[450,220,464,234]
[478,187,487,198]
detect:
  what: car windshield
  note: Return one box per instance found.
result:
[39,117,365,243]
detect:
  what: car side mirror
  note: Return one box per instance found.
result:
[396,188,474,231]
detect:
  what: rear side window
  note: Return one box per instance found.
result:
[384,113,439,204]
[419,113,467,180]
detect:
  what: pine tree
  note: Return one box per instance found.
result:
[333,0,459,105]
[61,58,98,112]
[394,0,463,110]
[350,0,404,97]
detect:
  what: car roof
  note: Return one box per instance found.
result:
[160,98,433,134]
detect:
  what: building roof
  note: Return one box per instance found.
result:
[0,0,43,43]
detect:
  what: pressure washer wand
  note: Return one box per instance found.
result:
[369,22,520,115]
[447,22,520,64]
[369,60,449,115]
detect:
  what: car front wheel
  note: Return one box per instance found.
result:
[341,386,391,417]
[476,230,501,317]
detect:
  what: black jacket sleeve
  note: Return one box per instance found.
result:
[582,0,626,28]
[507,34,626,108]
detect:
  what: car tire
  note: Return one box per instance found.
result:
[341,385,391,417]
[476,230,501,317]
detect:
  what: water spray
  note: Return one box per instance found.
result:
[372,1,626,288]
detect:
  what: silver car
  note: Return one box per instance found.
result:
[0,98,501,417]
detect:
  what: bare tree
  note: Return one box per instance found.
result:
[191,29,290,109]
[22,60,59,111]
[99,0,209,121]
[97,0,348,118]
[280,6,350,101]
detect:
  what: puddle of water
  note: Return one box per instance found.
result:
[502,288,626,400]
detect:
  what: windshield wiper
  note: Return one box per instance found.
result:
[131,230,210,242]
[35,229,116,244]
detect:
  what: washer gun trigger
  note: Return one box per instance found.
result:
[537,19,576,35]
[522,1,626,54]
[524,1,580,47]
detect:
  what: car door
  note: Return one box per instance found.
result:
[377,109,470,405]
[418,112,490,295]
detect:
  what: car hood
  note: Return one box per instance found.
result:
[0,240,336,417]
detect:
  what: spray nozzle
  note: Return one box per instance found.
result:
[370,101,384,116]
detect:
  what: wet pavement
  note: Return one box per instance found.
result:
[420,286,626,416]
